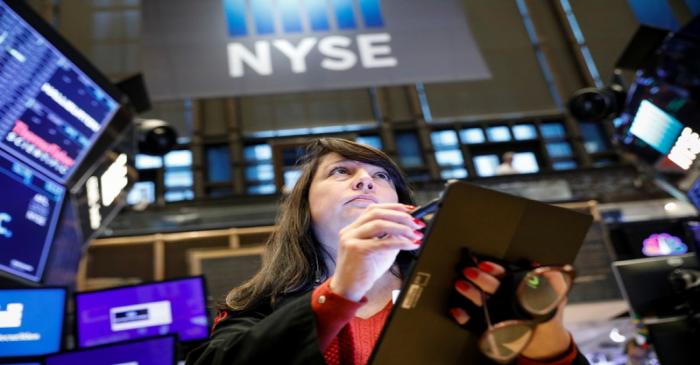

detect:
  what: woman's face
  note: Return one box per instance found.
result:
[308,152,399,252]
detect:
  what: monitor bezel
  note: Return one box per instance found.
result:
[73,275,210,348]
[0,286,68,360]
[44,334,178,365]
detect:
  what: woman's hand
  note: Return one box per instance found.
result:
[450,261,572,360]
[329,203,424,301]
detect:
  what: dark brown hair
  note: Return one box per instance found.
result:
[225,138,415,312]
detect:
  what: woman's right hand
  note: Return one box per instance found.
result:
[329,203,425,301]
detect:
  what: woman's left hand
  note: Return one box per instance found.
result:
[450,261,572,360]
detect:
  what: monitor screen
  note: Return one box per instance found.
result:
[0,150,64,282]
[45,335,176,365]
[75,277,209,348]
[612,253,699,318]
[628,100,684,155]
[0,0,120,184]
[0,288,66,358]
[607,218,695,260]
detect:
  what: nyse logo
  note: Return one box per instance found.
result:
[0,303,23,328]
[222,0,397,77]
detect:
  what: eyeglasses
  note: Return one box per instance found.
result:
[476,264,575,363]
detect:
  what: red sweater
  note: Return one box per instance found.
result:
[311,279,578,365]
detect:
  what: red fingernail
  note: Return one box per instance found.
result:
[413,218,426,228]
[463,267,479,280]
[478,262,494,273]
[413,231,424,244]
[450,307,469,325]
[455,280,470,292]
[406,205,416,210]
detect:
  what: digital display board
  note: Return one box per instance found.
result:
[75,277,208,348]
[0,288,65,358]
[45,335,176,365]
[0,0,120,184]
[629,100,684,154]
[0,150,64,282]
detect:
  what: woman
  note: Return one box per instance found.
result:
[186,138,587,365]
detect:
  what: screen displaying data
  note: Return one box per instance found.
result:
[75,277,209,348]
[0,1,119,184]
[0,150,64,282]
[0,288,65,358]
[45,335,176,365]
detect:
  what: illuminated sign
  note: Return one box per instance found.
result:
[100,154,128,207]
[0,213,12,238]
[667,127,700,170]
[86,153,130,231]
[142,0,490,98]
[641,233,688,256]
[223,0,396,77]
[86,176,101,230]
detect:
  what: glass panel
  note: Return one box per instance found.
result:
[474,155,500,177]
[395,132,424,168]
[435,150,464,166]
[356,135,383,149]
[135,154,162,169]
[245,164,274,182]
[539,123,566,139]
[459,128,485,144]
[164,189,194,202]
[486,126,511,142]
[164,150,192,167]
[126,181,155,205]
[440,167,468,180]
[512,124,537,140]
[206,145,232,183]
[546,142,574,158]
[244,144,272,162]
[580,122,610,153]
[164,170,193,188]
[553,160,577,170]
[284,169,303,191]
[431,130,459,150]
[512,152,539,174]
[248,184,276,195]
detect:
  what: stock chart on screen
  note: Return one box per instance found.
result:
[0,1,119,184]
[0,149,64,282]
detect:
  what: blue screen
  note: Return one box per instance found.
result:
[628,100,684,154]
[0,150,64,282]
[0,1,119,184]
[0,288,65,358]
[45,335,175,365]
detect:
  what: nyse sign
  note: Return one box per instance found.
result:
[224,0,396,77]
[228,34,396,77]
[142,0,490,99]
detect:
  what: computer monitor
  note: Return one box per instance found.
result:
[607,218,695,260]
[0,288,66,358]
[0,151,65,283]
[75,276,209,348]
[0,0,122,185]
[45,335,176,365]
[612,253,700,318]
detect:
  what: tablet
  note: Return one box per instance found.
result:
[370,181,593,364]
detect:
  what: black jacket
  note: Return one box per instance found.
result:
[185,291,591,365]
[185,291,327,365]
